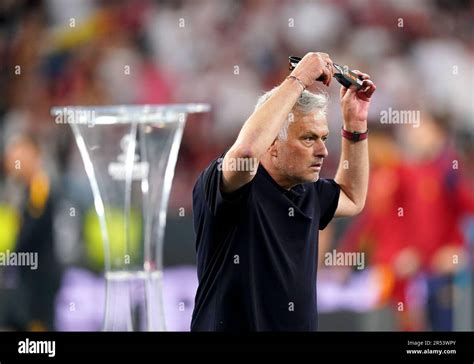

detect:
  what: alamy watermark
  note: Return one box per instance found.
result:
[0,249,38,270]
[217,157,259,176]
[18,338,55,357]
[54,107,96,126]
[324,249,365,270]
[380,107,420,128]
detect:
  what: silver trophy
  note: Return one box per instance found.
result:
[51,104,210,331]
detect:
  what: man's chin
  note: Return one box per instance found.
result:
[303,172,320,183]
[291,172,320,185]
[309,169,321,182]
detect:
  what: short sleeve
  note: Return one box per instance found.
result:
[196,154,251,215]
[315,178,340,230]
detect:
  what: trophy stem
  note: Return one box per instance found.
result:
[69,123,112,271]
[155,114,187,271]
[124,121,138,270]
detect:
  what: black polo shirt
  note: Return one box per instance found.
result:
[191,155,340,331]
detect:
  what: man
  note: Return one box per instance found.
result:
[191,52,376,331]
[2,134,62,330]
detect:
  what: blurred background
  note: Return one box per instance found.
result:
[0,0,472,331]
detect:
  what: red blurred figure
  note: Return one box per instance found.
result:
[340,115,474,330]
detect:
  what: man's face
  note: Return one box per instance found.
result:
[4,139,38,182]
[272,111,329,186]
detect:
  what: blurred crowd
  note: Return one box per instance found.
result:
[0,0,472,331]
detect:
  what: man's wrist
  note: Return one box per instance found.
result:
[286,75,306,93]
[342,121,367,133]
[341,127,369,142]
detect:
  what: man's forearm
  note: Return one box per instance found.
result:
[334,66,375,215]
[232,77,302,160]
[335,133,369,212]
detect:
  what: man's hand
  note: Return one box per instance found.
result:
[340,71,376,131]
[291,52,334,88]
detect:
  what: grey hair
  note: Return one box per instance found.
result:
[254,87,328,140]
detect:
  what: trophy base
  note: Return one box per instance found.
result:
[103,270,165,331]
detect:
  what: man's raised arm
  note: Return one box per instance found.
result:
[334,71,376,217]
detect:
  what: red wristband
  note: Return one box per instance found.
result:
[341,128,369,142]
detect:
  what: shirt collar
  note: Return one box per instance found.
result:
[258,164,306,198]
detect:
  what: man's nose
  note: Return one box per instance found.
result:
[314,139,328,158]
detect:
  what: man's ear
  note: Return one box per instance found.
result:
[268,138,278,157]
